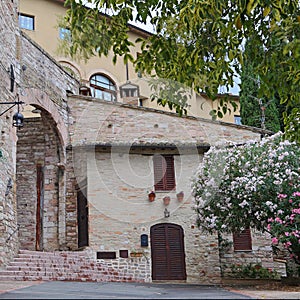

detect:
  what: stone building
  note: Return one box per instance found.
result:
[0,0,282,284]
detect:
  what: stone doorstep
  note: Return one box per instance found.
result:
[222,278,281,286]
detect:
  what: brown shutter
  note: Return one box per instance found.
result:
[153,155,175,191]
[165,155,175,191]
[233,228,252,251]
[153,155,165,191]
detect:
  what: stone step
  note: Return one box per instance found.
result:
[0,250,138,283]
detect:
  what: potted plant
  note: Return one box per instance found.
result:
[177,191,184,202]
[130,249,143,257]
[148,191,156,202]
[163,196,170,206]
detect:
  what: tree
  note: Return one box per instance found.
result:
[62,0,300,142]
[240,37,281,132]
[191,132,300,267]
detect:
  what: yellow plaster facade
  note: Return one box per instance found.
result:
[18,0,240,123]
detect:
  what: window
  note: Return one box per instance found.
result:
[234,115,242,125]
[90,74,116,101]
[96,251,116,259]
[153,155,176,191]
[19,13,34,30]
[233,228,252,251]
[59,27,71,41]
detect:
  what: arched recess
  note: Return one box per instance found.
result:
[16,100,67,251]
[150,223,187,281]
[20,88,69,150]
[58,60,81,82]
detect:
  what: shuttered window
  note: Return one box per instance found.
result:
[153,155,175,191]
[233,228,252,251]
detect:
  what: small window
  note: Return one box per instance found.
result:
[90,74,116,101]
[59,27,71,41]
[234,115,242,125]
[96,251,116,259]
[153,155,176,191]
[19,13,34,30]
[119,250,128,258]
[233,228,252,251]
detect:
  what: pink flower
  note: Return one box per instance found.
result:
[267,224,271,231]
[284,241,292,248]
[275,217,282,224]
[278,193,287,199]
[285,232,290,236]
[289,199,293,203]
[292,191,300,197]
[272,237,278,245]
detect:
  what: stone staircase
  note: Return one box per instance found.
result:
[0,249,138,282]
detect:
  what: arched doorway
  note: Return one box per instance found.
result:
[150,223,187,280]
[16,106,64,251]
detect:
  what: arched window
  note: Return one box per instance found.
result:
[90,74,116,101]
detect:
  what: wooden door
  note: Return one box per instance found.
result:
[36,164,44,251]
[77,183,89,248]
[151,223,186,280]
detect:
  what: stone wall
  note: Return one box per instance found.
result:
[68,95,268,149]
[219,230,284,277]
[0,0,78,266]
[16,115,62,251]
[0,0,20,267]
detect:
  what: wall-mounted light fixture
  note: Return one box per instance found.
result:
[5,178,13,196]
[164,208,170,218]
[0,96,25,129]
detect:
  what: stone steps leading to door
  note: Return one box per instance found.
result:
[0,249,140,282]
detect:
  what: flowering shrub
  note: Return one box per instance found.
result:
[229,263,279,279]
[192,132,300,265]
[268,190,300,266]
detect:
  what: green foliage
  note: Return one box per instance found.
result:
[240,38,281,132]
[62,0,300,142]
[229,263,280,279]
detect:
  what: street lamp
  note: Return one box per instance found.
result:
[0,98,25,129]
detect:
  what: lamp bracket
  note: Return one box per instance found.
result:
[0,101,25,116]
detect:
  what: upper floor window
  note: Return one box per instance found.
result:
[19,13,34,30]
[234,115,242,125]
[153,155,176,191]
[59,27,71,41]
[90,74,116,102]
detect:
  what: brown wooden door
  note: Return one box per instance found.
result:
[151,223,186,280]
[36,164,44,251]
[77,184,89,248]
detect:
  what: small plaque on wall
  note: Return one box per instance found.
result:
[141,234,148,247]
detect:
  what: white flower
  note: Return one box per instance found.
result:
[239,200,249,208]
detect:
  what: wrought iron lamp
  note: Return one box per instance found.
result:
[0,98,25,129]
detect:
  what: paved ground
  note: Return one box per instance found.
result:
[0,281,299,299]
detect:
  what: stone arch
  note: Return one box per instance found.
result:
[21,88,69,151]
[16,90,68,251]
[58,60,82,82]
